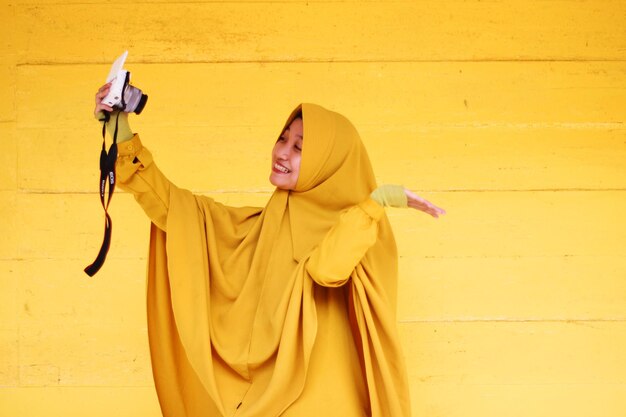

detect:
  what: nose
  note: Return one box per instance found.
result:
[276,141,291,159]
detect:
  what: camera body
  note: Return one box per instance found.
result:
[101,51,148,114]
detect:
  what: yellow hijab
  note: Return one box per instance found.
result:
[145,103,410,416]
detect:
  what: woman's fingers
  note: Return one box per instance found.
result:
[94,101,113,117]
[98,104,114,112]
[404,189,446,218]
[98,82,112,92]
[94,83,113,117]
[97,83,111,94]
[95,84,111,101]
[419,201,446,217]
[95,83,113,103]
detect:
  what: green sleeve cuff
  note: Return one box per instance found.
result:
[370,184,408,208]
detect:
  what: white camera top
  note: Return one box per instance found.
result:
[100,50,148,114]
[101,51,129,107]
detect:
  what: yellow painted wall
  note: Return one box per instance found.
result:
[1,1,625,416]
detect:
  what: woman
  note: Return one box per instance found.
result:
[94,83,445,417]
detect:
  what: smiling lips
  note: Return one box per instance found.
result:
[273,162,291,174]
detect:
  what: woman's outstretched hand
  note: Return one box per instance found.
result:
[404,188,446,218]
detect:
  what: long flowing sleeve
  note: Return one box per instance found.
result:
[305,198,384,287]
[116,134,172,231]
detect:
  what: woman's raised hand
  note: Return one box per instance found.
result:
[94,82,114,118]
[92,82,134,142]
[404,188,446,218]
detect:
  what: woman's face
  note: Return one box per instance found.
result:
[270,117,303,190]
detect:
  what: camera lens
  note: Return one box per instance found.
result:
[123,84,148,114]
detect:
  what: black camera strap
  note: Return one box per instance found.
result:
[84,110,122,276]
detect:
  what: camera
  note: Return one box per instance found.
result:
[101,51,148,114]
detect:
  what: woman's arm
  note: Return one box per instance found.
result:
[94,83,172,231]
[305,198,384,287]
[372,184,446,218]
[305,185,446,287]
[116,134,171,231]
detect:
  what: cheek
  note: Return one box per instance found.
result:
[293,155,302,174]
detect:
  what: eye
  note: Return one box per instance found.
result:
[294,144,302,152]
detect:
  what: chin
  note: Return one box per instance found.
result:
[270,173,296,190]
[274,183,292,191]
[271,180,293,191]
[269,176,285,190]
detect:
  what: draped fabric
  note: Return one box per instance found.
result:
[140,103,411,416]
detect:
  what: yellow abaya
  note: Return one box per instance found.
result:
[117,103,411,417]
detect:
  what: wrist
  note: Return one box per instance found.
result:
[98,110,134,142]
[370,184,408,208]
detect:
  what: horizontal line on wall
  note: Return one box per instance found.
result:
[356,122,626,130]
[411,122,626,129]
[16,188,626,195]
[19,1,423,5]
[15,58,626,66]
[398,318,626,324]
[0,384,156,389]
[404,188,626,193]
[407,382,626,386]
[15,122,626,130]
[5,253,624,262]
[3,382,626,388]
[17,189,272,195]
[0,257,148,262]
